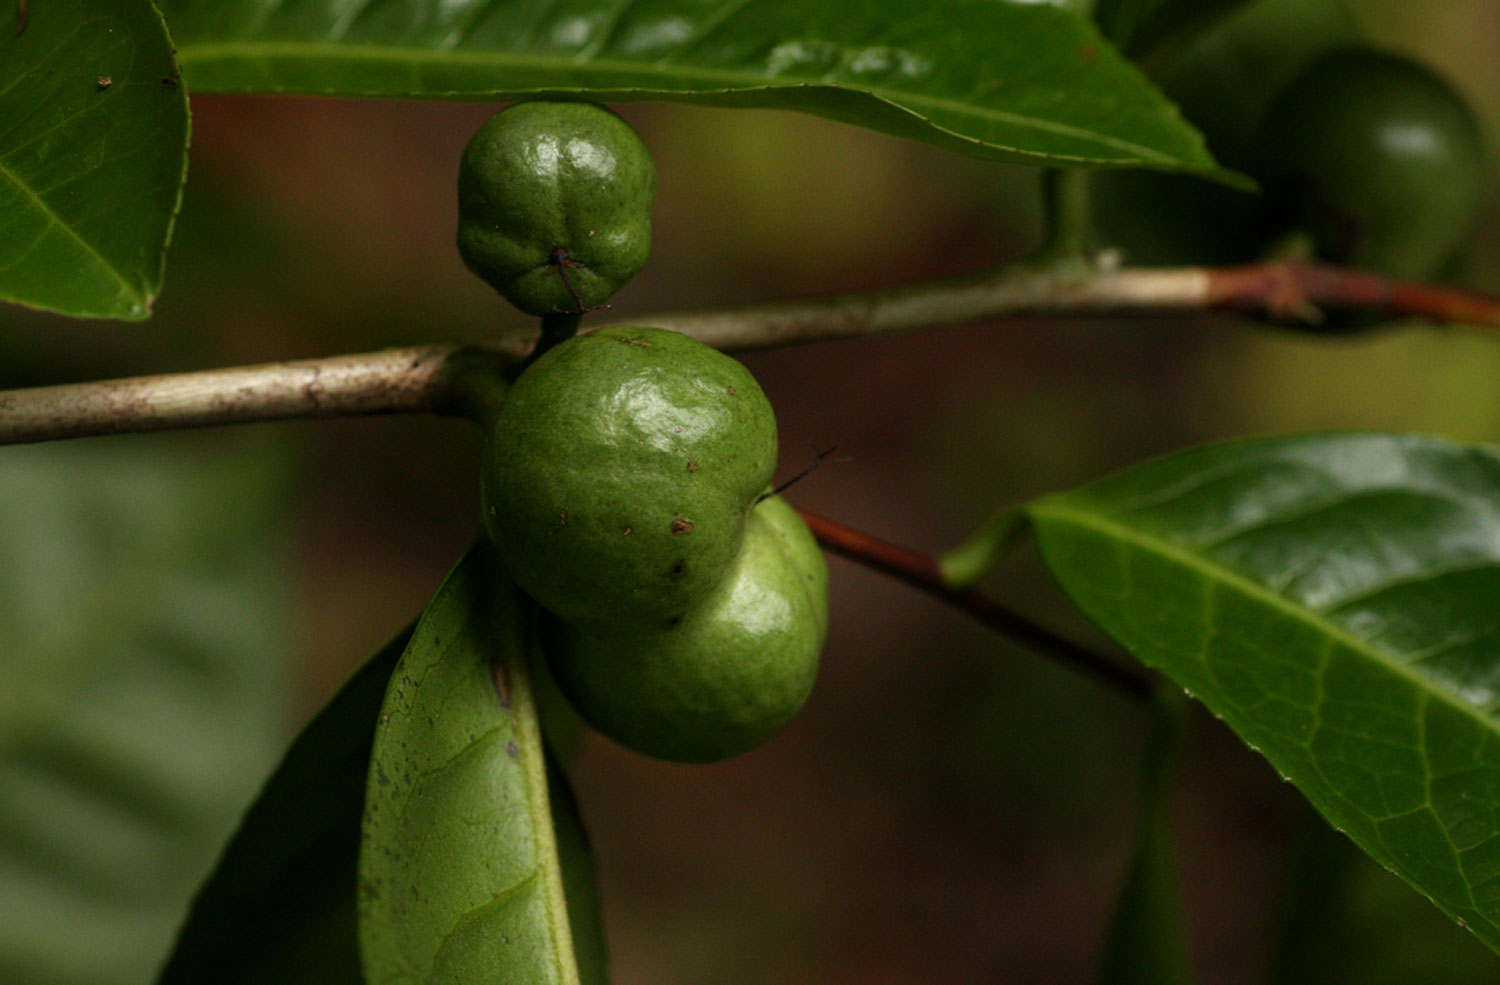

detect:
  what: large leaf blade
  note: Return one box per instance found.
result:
[0,0,189,319]
[158,0,1222,175]
[1027,433,1500,952]
[359,543,603,985]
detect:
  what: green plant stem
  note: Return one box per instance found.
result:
[938,506,1029,589]
[527,313,584,369]
[1095,681,1195,985]
[1036,168,1095,268]
[432,348,511,430]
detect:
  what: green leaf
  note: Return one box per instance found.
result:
[0,437,290,985]
[1093,0,1254,60]
[158,0,1224,176]
[1095,686,1194,985]
[1027,432,1500,954]
[0,0,190,320]
[359,543,606,985]
[158,626,412,985]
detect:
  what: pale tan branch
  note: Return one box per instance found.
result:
[4,260,1498,446]
[0,345,459,445]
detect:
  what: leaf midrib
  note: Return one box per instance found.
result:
[174,42,1181,163]
[1032,498,1500,738]
[0,159,141,303]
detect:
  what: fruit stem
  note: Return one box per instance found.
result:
[528,313,584,368]
[433,349,511,430]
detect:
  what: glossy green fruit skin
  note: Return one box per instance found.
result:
[483,327,778,629]
[1262,49,1486,280]
[457,100,655,315]
[545,494,829,763]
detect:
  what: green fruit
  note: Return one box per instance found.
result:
[544,494,828,763]
[1260,48,1486,280]
[457,100,655,315]
[482,326,778,629]
[1094,0,1362,267]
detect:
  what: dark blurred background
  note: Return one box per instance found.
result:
[4,2,1500,983]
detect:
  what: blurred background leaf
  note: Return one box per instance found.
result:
[1267,800,1500,985]
[0,436,294,985]
[1093,0,1255,60]
[1094,688,1194,985]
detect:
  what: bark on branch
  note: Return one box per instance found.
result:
[3,260,1498,446]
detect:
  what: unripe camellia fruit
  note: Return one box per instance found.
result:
[482,327,777,630]
[1260,48,1486,280]
[457,100,655,315]
[544,494,829,763]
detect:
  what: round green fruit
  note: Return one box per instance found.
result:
[1260,48,1486,280]
[457,100,655,315]
[544,494,829,763]
[482,326,778,629]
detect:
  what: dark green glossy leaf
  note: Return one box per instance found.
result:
[359,544,605,985]
[158,626,411,985]
[1093,0,1253,60]
[1095,687,1194,985]
[0,438,290,985]
[1028,433,1500,954]
[158,0,1223,176]
[0,0,189,320]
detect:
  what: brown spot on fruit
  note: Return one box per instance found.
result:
[559,510,569,524]
[622,526,633,535]
[686,460,699,473]
[671,518,694,534]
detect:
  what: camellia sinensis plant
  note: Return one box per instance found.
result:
[6,1,1500,983]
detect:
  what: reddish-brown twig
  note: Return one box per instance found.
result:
[1204,261,1500,325]
[795,508,1151,699]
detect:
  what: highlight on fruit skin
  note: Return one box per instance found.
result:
[457,100,656,315]
[481,326,777,631]
[543,494,830,764]
[1259,47,1487,280]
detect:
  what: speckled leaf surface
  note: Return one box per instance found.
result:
[157,0,1222,174]
[1029,433,1500,953]
[359,544,605,985]
[0,0,189,319]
